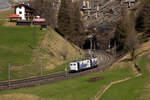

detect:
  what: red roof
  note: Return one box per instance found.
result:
[33,18,46,22]
[9,14,20,18]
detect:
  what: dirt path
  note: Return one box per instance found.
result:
[94,40,150,100]
[94,73,142,100]
[94,77,131,100]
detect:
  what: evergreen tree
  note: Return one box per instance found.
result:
[57,0,85,47]
[57,0,71,37]
[136,1,150,36]
[143,3,150,36]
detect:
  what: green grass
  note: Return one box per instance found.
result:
[43,62,70,75]
[0,25,43,80]
[100,76,145,100]
[0,64,133,100]
[0,26,41,64]
[0,9,85,81]
[0,19,83,80]
[100,54,150,100]
[0,22,83,81]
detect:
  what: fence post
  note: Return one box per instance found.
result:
[40,59,43,76]
[8,63,11,88]
[40,48,43,76]
[65,67,68,78]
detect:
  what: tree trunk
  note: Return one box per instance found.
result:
[131,48,135,61]
[131,48,141,72]
[134,63,141,72]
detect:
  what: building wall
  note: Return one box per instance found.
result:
[15,6,26,20]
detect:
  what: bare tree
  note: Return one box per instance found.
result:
[126,29,139,62]
[125,13,141,72]
[30,0,57,28]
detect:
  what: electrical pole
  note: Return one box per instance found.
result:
[34,26,36,44]
[40,58,43,76]
[40,48,43,76]
[8,63,11,88]
[33,25,36,45]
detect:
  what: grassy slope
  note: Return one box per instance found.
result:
[1,41,150,100]
[0,7,150,100]
[100,44,150,100]
[100,54,149,100]
[9,28,84,80]
[0,25,83,80]
[0,9,38,66]
[0,25,43,80]
[37,28,84,74]
[0,8,44,80]
[0,26,41,65]
[0,65,133,100]
[0,9,84,81]
[0,7,44,81]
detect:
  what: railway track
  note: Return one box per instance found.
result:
[0,52,125,91]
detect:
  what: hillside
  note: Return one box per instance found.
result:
[1,39,150,100]
[1,1,150,100]
[0,10,84,80]
[31,27,84,72]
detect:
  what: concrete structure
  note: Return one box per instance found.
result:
[122,0,138,8]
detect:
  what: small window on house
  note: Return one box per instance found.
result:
[19,6,22,9]
[19,12,22,14]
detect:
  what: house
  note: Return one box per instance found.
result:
[14,4,35,20]
[9,3,47,26]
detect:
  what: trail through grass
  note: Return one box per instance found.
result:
[100,53,150,100]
